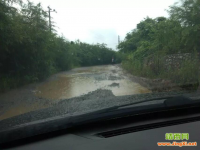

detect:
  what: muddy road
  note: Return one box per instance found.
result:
[0,65,151,121]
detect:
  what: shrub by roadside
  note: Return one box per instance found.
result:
[122,54,199,92]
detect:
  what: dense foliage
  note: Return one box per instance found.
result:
[118,0,200,85]
[0,0,119,92]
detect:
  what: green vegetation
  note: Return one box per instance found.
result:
[118,0,200,87]
[0,0,120,92]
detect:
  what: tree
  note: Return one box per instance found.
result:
[168,0,200,51]
[0,0,118,92]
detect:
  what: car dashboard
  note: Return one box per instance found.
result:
[1,106,200,150]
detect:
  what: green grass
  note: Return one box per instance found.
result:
[122,56,199,90]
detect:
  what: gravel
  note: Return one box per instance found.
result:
[0,89,187,131]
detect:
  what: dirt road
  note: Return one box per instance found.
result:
[0,65,151,121]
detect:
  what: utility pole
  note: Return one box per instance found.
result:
[47,6,57,32]
[118,35,120,45]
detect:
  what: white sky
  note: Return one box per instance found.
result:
[29,0,178,50]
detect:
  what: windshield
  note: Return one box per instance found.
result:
[0,0,200,128]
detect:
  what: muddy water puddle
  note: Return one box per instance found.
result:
[36,65,151,100]
[0,65,151,121]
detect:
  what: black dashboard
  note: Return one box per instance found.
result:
[1,106,200,150]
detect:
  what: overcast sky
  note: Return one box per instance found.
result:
[30,0,178,50]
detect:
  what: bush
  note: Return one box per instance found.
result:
[122,53,199,89]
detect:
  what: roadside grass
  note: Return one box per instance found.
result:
[122,55,200,90]
[122,60,156,79]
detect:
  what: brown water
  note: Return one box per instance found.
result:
[36,65,151,100]
[0,65,151,120]
[0,103,48,121]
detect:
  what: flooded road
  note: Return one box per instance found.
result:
[36,65,151,100]
[0,65,151,120]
